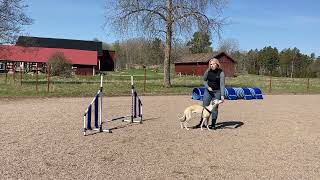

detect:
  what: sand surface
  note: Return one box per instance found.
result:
[1,95,319,179]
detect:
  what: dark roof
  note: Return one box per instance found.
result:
[174,52,236,64]
[16,36,103,56]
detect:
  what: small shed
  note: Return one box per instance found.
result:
[174,52,236,77]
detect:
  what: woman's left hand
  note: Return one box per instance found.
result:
[221,96,225,103]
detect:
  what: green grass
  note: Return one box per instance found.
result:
[226,74,320,94]
[0,70,319,97]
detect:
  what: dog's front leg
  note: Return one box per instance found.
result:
[184,121,190,130]
[206,118,211,131]
[200,118,205,131]
[200,118,211,131]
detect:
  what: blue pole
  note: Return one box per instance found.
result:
[87,105,92,130]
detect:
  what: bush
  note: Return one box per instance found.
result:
[308,60,320,78]
[248,69,258,75]
[310,61,320,71]
[47,52,73,77]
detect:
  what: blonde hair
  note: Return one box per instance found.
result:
[209,58,221,68]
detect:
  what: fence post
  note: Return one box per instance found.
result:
[47,64,50,93]
[143,65,146,93]
[13,63,16,84]
[307,78,310,93]
[269,76,272,93]
[20,69,23,86]
[36,63,38,93]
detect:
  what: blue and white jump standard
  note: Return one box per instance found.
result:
[83,75,143,136]
[106,76,143,124]
[83,75,109,136]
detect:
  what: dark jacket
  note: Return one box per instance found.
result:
[203,68,225,96]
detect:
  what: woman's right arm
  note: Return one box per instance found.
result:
[203,69,209,89]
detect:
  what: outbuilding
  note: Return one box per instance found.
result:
[174,52,236,77]
[0,36,115,75]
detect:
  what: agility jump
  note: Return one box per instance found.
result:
[83,75,143,136]
[106,76,143,124]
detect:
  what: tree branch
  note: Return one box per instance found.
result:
[121,8,166,22]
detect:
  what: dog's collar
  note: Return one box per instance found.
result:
[202,106,212,114]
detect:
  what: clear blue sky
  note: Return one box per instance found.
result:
[25,0,320,56]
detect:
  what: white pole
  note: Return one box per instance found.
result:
[131,75,133,86]
[98,59,101,71]
[100,75,103,88]
[101,74,111,133]
[141,104,143,116]
[140,104,143,123]
[99,75,103,131]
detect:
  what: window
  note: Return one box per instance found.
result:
[0,63,4,70]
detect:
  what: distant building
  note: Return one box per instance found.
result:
[0,36,115,75]
[174,52,237,77]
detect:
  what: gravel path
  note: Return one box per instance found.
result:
[1,95,319,179]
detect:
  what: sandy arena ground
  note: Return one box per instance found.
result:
[0,95,320,179]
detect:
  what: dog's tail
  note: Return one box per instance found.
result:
[178,114,186,122]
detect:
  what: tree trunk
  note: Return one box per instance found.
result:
[291,60,293,78]
[163,0,173,87]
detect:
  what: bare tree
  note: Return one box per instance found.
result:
[217,38,239,55]
[105,0,227,87]
[0,0,33,44]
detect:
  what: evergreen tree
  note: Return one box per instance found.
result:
[246,49,260,75]
[279,48,292,77]
[258,46,279,75]
[187,31,212,54]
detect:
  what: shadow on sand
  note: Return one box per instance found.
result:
[83,117,160,136]
[108,117,160,131]
[192,120,244,130]
[215,120,244,129]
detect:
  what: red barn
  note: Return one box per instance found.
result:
[174,52,236,77]
[0,45,99,75]
[0,36,116,75]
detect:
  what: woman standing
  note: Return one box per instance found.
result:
[195,58,225,129]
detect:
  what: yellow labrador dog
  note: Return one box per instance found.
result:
[179,99,223,130]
